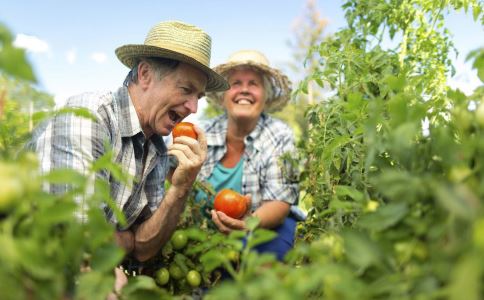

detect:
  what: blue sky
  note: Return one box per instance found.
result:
[1,0,482,118]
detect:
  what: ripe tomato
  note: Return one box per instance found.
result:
[213,189,247,219]
[155,267,170,285]
[186,270,201,287]
[172,122,198,139]
[171,230,188,250]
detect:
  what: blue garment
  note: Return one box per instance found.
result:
[195,159,244,205]
[250,216,297,261]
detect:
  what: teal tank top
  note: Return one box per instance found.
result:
[195,158,244,208]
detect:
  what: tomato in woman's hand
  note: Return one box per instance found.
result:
[172,122,198,139]
[213,189,247,219]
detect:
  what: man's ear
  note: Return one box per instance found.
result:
[137,61,152,89]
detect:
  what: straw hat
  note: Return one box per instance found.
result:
[115,20,229,92]
[206,50,292,113]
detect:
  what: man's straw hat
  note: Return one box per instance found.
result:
[115,20,229,92]
[206,50,292,112]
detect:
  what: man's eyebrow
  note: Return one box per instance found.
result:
[185,81,206,98]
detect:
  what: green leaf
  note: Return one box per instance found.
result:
[120,276,165,300]
[91,244,124,272]
[246,229,277,249]
[342,229,381,270]
[357,202,409,231]
[335,185,364,202]
[56,106,97,121]
[76,271,114,300]
[448,252,482,300]
[245,216,261,231]
[43,168,87,187]
[385,74,406,92]
[0,24,36,82]
[432,182,477,220]
[37,200,78,224]
[200,250,226,272]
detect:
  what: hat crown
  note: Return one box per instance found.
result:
[226,50,270,67]
[144,21,212,66]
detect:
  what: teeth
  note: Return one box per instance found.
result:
[236,99,252,105]
[168,110,181,122]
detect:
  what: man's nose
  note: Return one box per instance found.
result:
[184,98,198,114]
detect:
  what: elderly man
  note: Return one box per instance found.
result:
[27,20,228,263]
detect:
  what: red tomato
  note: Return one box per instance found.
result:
[172,122,198,139]
[213,189,247,219]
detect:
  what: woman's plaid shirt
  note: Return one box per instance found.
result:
[198,113,300,212]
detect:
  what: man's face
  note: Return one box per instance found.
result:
[140,62,207,137]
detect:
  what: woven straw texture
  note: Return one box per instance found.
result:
[116,21,228,92]
[206,50,292,113]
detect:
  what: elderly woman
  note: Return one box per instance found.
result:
[197,50,303,261]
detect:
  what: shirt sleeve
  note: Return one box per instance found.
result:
[260,128,299,205]
[28,109,111,222]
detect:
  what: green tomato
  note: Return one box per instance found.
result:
[155,267,170,285]
[186,270,201,287]
[226,249,239,262]
[171,230,188,250]
[448,165,472,183]
[169,264,185,280]
[0,177,23,212]
[476,102,484,127]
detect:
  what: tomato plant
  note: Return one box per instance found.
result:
[172,122,198,139]
[213,189,247,219]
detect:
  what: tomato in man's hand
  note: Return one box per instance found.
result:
[214,189,247,219]
[172,122,198,139]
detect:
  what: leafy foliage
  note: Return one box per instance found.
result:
[1,1,484,298]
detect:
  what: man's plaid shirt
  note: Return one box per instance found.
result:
[198,113,300,211]
[26,87,169,228]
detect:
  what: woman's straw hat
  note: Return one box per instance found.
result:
[115,20,229,92]
[206,50,292,112]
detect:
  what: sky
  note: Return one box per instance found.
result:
[1,0,482,122]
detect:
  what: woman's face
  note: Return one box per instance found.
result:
[223,67,266,123]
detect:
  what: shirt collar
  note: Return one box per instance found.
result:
[206,113,268,152]
[114,86,143,138]
[114,86,167,155]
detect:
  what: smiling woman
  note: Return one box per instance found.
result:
[194,49,305,261]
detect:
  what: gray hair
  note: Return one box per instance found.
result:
[215,66,274,104]
[123,57,180,87]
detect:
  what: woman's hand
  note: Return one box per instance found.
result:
[211,194,251,234]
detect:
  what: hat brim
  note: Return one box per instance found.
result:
[206,61,292,113]
[115,44,229,92]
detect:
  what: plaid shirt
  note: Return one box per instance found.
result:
[27,86,169,228]
[198,113,299,211]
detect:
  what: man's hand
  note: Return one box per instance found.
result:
[168,125,207,192]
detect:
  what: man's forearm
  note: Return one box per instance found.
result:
[132,186,189,262]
